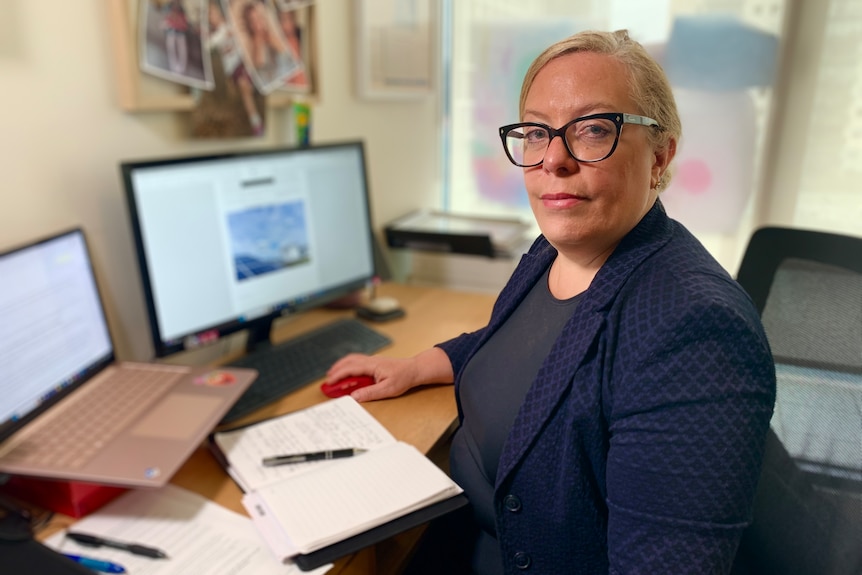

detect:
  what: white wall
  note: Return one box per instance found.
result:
[0,1,442,361]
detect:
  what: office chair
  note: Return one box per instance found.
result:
[731,226,862,575]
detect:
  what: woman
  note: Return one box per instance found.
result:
[276,7,308,89]
[238,0,297,90]
[327,30,775,574]
[161,0,189,74]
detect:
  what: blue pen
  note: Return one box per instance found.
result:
[62,553,126,574]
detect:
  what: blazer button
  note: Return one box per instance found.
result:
[503,494,522,513]
[513,551,531,569]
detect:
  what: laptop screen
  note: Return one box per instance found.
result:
[0,229,113,443]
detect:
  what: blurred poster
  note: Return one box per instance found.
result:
[659,16,779,232]
[470,22,578,208]
[140,0,215,90]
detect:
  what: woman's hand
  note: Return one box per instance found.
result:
[325,347,454,402]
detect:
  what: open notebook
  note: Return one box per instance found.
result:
[0,228,257,488]
[209,396,466,571]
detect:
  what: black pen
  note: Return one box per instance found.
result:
[262,448,368,467]
[66,531,169,559]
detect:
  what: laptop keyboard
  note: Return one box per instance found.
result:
[221,318,391,424]
[0,364,184,469]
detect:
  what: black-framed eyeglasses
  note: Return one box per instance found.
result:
[499,112,660,167]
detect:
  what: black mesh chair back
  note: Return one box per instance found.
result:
[732,226,862,575]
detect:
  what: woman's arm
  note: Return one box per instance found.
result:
[605,295,775,573]
[325,346,455,402]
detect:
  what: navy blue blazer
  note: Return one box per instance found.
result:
[437,201,776,574]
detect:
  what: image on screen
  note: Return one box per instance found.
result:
[228,200,311,281]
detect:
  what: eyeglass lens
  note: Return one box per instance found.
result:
[504,117,620,165]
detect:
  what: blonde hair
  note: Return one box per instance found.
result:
[519,30,680,186]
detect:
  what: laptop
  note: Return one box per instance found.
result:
[0,228,257,488]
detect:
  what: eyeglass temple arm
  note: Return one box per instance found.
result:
[622,113,659,128]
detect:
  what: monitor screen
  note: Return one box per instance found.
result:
[122,141,376,358]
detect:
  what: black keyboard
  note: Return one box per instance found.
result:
[219,318,391,424]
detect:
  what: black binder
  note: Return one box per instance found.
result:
[206,431,469,571]
[294,492,468,571]
[2,539,95,575]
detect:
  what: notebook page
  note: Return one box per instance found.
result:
[244,441,463,554]
[214,396,396,491]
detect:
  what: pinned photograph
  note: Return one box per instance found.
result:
[227,200,310,281]
[224,0,302,95]
[274,0,313,93]
[139,0,215,90]
[191,0,267,138]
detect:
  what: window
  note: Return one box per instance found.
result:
[441,0,794,272]
[790,0,862,236]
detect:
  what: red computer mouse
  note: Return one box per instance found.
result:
[321,375,376,398]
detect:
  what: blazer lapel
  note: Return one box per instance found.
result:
[495,200,675,487]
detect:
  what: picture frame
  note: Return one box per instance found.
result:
[354,0,436,100]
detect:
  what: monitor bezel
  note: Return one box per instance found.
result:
[121,140,377,358]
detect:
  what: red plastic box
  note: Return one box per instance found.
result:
[2,475,127,518]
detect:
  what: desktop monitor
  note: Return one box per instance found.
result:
[121,141,377,358]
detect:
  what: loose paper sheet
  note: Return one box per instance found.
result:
[44,484,331,575]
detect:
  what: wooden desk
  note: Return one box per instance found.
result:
[40,283,496,575]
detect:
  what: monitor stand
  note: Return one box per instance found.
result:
[244,318,275,354]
